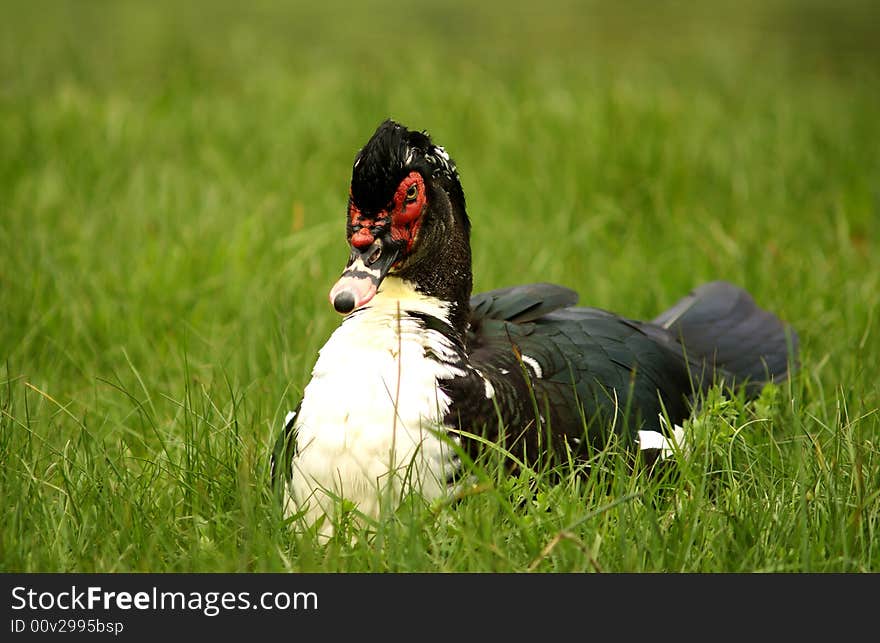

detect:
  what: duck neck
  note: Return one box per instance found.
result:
[393,218,472,339]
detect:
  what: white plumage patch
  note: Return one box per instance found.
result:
[637,415,687,459]
[284,277,463,534]
[481,372,495,399]
[521,355,543,379]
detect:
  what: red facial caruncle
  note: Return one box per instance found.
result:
[348,198,381,250]
[388,171,426,253]
[330,171,428,314]
[348,171,426,254]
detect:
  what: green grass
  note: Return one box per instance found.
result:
[2,0,879,572]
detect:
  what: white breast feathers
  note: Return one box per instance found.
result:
[284,278,465,535]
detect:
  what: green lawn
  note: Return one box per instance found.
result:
[2,0,878,572]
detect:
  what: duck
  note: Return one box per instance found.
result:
[271,119,798,531]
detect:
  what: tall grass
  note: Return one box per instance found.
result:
[2,0,878,571]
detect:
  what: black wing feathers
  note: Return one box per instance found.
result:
[270,401,300,487]
[652,281,798,388]
[451,281,796,460]
[470,283,578,324]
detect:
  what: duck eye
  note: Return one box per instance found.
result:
[404,183,418,203]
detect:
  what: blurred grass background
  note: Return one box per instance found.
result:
[1,0,878,571]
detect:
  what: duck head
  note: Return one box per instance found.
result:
[329,120,473,332]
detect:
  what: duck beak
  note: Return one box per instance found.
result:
[328,239,399,314]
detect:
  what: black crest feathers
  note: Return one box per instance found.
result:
[350,120,464,219]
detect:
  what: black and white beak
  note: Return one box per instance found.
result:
[328,238,400,314]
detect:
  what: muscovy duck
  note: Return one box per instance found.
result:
[271,119,798,530]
